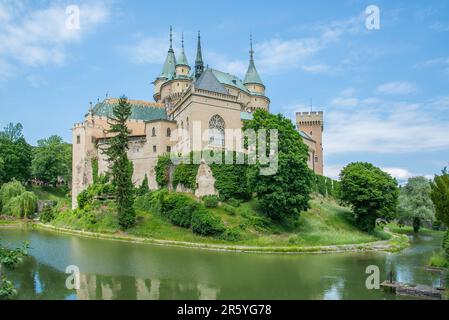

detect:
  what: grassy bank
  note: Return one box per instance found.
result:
[48,193,400,249]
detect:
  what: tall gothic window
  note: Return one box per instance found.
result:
[209,115,225,147]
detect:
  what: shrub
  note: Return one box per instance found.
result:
[39,204,55,223]
[77,189,91,210]
[226,198,241,208]
[0,278,16,300]
[173,163,199,190]
[429,252,448,268]
[3,191,37,218]
[443,230,449,260]
[155,154,172,188]
[0,180,26,209]
[191,208,225,236]
[203,195,219,208]
[219,227,243,242]
[223,203,237,216]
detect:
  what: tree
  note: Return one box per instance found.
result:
[243,109,312,221]
[31,135,71,186]
[0,241,28,300]
[340,162,399,231]
[397,176,435,232]
[430,168,449,228]
[0,157,4,185]
[138,174,149,196]
[102,96,135,229]
[0,123,32,183]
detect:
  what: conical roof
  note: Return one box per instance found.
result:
[177,33,189,67]
[158,27,177,80]
[244,35,264,86]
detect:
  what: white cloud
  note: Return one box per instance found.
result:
[0,1,109,71]
[376,82,417,95]
[121,33,179,65]
[382,167,413,181]
[324,164,343,180]
[324,95,449,155]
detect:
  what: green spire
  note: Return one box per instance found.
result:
[176,32,189,67]
[158,26,177,80]
[244,33,264,86]
[195,31,204,79]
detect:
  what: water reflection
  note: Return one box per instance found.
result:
[0,228,443,300]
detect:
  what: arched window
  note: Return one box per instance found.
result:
[166,128,171,137]
[152,127,156,137]
[209,115,225,147]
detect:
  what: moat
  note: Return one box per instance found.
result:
[0,227,443,300]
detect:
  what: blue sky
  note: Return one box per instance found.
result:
[0,0,448,182]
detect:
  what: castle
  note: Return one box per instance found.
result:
[71,28,323,208]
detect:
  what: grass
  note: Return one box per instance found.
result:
[26,185,67,202]
[429,251,449,268]
[47,194,395,248]
[386,223,442,236]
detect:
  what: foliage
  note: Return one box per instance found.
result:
[155,154,172,188]
[429,251,448,268]
[397,176,435,232]
[137,174,150,196]
[219,227,243,242]
[0,278,16,300]
[315,174,327,196]
[3,191,38,218]
[0,123,32,183]
[430,168,449,228]
[40,204,56,223]
[203,195,219,208]
[222,203,237,215]
[0,179,26,210]
[226,198,241,208]
[339,162,399,231]
[243,109,312,221]
[0,241,28,300]
[209,151,252,200]
[443,230,449,261]
[172,162,199,190]
[325,177,334,197]
[191,207,225,236]
[91,157,99,184]
[101,96,135,229]
[31,135,71,186]
[0,157,4,185]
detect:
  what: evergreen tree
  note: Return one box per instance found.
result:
[138,174,150,196]
[102,96,135,229]
[430,167,449,228]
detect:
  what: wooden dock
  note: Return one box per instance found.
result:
[381,281,445,300]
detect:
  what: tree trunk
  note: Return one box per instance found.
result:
[413,217,421,233]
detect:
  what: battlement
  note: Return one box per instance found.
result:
[296,111,323,124]
[296,111,323,117]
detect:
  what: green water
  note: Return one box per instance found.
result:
[0,228,444,300]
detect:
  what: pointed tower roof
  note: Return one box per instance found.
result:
[195,68,228,94]
[158,26,177,80]
[244,34,264,86]
[194,31,204,79]
[176,33,189,67]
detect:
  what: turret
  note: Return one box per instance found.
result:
[154,26,177,101]
[176,33,190,78]
[194,31,204,80]
[244,34,265,95]
[296,111,324,175]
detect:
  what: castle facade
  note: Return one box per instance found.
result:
[72,28,323,208]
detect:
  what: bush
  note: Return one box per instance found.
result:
[39,204,56,223]
[155,154,172,188]
[203,195,219,208]
[443,230,449,260]
[173,163,199,191]
[77,189,91,210]
[191,208,225,236]
[0,278,16,300]
[223,203,237,216]
[219,227,243,242]
[162,193,198,228]
[226,198,241,208]
[430,252,448,268]
[3,191,37,218]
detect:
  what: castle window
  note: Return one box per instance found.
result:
[208,114,225,147]
[166,128,171,137]
[153,145,157,153]
[76,135,80,144]
[167,146,171,153]
[152,127,156,137]
[310,131,313,135]
[315,156,319,163]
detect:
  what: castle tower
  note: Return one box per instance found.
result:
[244,34,265,95]
[195,31,204,80]
[154,26,177,101]
[176,33,190,77]
[296,111,324,175]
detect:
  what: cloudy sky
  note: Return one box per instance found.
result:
[0,0,448,182]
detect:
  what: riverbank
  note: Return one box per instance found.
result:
[0,220,409,254]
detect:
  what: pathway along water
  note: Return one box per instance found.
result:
[0,227,444,300]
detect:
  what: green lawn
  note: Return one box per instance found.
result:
[26,186,67,202]
[49,194,392,247]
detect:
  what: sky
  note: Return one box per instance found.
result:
[0,0,448,183]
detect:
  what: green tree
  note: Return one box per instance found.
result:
[243,109,312,221]
[138,174,150,196]
[340,162,399,231]
[102,96,135,229]
[31,135,71,186]
[0,123,32,183]
[397,176,435,232]
[0,157,4,185]
[430,168,449,228]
